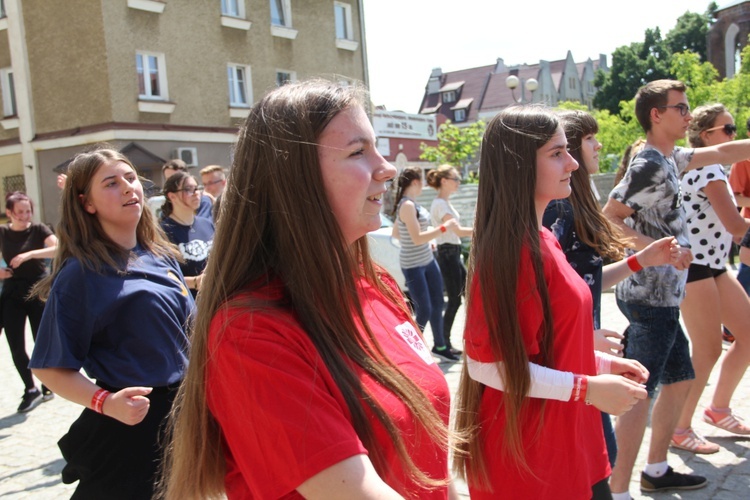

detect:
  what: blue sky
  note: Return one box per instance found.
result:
[362,0,719,113]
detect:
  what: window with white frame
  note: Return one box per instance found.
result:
[443,90,456,103]
[454,109,466,122]
[334,2,353,40]
[270,0,291,27]
[0,67,16,117]
[136,51,168,100]
[276,70,296,87]
[222,0,244,18]
[228,64,252,107]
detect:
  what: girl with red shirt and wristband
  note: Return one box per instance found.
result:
[162,80,456,499]
[453,106,649,499]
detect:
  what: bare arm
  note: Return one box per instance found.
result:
[601,236,679,290]
[9,234,58,268]
[296,454,403,499]
[742,246,750,267]
[32,367,152,426]
[733,193,750,208]
[398,201,457,246]
[687,139,750,172]
[602,198,652,250]
[439,213,472,238]
[703,180,750,239]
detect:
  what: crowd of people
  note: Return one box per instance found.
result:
[2,77,750,499]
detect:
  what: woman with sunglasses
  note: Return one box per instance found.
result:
[427,165,472,355]
[160,171,214,297]
[672,103,750,454]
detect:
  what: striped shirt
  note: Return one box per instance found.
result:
[397,197,435,269]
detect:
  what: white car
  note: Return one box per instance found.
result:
[368,214,406,292]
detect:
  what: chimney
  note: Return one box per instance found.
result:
[427,67,442,94]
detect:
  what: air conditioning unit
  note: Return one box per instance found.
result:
[173,147,198,167]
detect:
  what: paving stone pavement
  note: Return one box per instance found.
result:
[1,289,749,498]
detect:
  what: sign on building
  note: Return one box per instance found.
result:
[373,111,437,140]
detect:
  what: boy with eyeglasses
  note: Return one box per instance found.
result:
[603,79,750,499]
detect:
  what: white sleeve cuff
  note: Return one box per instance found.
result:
[595,351,614,375]
[466,355,575,402]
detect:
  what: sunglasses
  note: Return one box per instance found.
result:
[706,123,737,136]
[657,103,690,117]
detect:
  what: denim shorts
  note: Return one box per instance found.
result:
[616,298,694,398]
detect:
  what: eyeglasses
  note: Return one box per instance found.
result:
[178,186,202,195]
[447,177,461,183]
[657,103,690,117]
[706,123,737,136]
[203,179,224,187]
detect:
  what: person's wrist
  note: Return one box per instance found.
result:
[439,225,447,233]
[571,374,589,403]
[91,388,111,414]
[627,254,643,272]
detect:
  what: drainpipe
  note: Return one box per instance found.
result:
[5,0,40,221]
[357,0,369,91]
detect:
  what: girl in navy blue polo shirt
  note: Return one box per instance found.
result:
[30,147,193,500]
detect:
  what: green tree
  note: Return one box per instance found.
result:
[664,4,717,60]
[594,5,716,116]
[593,28,672,115]
[419,120,485,175]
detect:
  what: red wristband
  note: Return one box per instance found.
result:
[91,388,110,414]
[627,254,643,272]
[571,375,589,403]
[439,225,447,233]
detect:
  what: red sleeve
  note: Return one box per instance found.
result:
[464,250,543,363]
[207,310,367,498]
[729,160,750,196]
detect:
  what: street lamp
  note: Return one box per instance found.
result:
[506,75,538,104]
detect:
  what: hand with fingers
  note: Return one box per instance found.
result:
[103,387,152,426]
[586,374,648,416]
[594,329,624,357]
[610,357,649,384]
[635,236,680,268]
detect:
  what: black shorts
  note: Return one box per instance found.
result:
[686,263,727,283]
[58,382,178,500]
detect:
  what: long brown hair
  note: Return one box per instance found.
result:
[34,146,179,300]
[392,166,423,217]
[453,106,558,486]
[426,164,458,190]
[160,171,193,219]
[556,110,626,261]
[161,80,451,499]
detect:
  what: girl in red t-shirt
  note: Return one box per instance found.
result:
[454,106,650,499]
[163,80,456,499]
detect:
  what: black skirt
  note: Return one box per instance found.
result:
[58,382,178,500]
